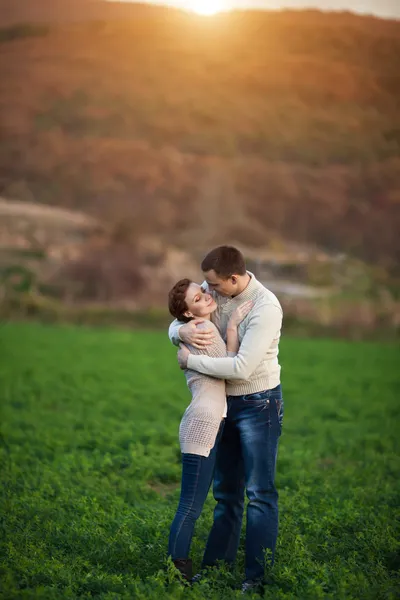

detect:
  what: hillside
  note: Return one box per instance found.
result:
[0,0,171,26]
[0,2,399,272]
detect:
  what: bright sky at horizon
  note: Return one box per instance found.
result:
[113,0,400,18]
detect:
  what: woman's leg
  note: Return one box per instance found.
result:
[168,422,224,566]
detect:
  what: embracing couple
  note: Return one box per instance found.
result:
[167,246,284,594]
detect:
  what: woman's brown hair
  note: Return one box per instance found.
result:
[168,278,193,322]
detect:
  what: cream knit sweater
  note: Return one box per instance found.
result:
[180,321,227,457]
[169,272,283,396]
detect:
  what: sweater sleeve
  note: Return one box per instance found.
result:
[168,319,184,347]
[186,303,282,380]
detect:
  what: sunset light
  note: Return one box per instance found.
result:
[188,0,224,16]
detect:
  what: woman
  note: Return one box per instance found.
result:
[167,278,252,582]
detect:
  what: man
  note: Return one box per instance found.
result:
[168,246,284,593]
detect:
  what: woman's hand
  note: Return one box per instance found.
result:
[228,300,254,329]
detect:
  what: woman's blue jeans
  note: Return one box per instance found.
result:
[202,384,284,582]
[168,421,225,559]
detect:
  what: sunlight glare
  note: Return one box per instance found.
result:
[189,0,223,16]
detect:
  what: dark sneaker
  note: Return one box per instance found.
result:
[191,572,203,584]
[241,579,264,594]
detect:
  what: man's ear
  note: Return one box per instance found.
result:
[231,275,238,284]
[184,311,193,319]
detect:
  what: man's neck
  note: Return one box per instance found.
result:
[232,273,251,297]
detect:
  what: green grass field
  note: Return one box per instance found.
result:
[1,322,399,599]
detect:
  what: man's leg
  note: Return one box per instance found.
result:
[238,386,283,583]
[202,407,245,569]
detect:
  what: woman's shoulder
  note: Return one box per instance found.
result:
[187,320,225,357]
[195,320,218,333]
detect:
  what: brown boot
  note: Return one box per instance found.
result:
[173,558,193,581]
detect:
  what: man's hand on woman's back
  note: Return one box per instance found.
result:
[179,319,215,349]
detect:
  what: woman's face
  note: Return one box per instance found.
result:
[184,283,217,319]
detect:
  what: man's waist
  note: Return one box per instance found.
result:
[225,365,281,396]
[227,383,281,400]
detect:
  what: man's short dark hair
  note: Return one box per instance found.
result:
[201,246,246,279]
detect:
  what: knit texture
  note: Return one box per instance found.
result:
[180,321,227,457]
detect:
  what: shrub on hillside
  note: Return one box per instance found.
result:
[0,23,50,43]
[49,243,146,302]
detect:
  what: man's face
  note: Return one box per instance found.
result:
[203,269,237,297]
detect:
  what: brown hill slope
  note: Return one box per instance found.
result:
[0,4,399,271]
[0,0,172,26]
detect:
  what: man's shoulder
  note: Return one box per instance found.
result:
[253,280,282,311]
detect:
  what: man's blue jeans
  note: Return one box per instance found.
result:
[168,421,225,559]
[202,384,284,582]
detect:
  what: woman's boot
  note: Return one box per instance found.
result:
[173,558,193,581]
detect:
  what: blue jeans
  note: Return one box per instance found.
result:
[168,421,225,559]
[202,384,283,582]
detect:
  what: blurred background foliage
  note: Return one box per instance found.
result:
[0,1,399,337]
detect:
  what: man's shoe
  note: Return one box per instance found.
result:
[172,558,193,582]
[241,579,264,594]
[191,572,203,584]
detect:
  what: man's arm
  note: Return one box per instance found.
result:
[169,317,216,349]
[186,303,282,380]
[169,319,184,347]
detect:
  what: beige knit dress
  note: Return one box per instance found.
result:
[179,321,228,457]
